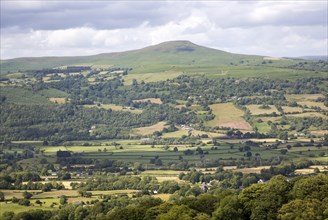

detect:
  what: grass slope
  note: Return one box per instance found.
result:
[1,41,262,74]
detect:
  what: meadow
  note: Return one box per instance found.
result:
[246,105,280,115]
[84,104,143,113]
[206,103,252,131]
[133,122,167,136]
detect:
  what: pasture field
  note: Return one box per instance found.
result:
[191,130,226,138]
[48,97,67,104]
[246,105,280,115]
[281,106,303,114]
[201,65,327,80]
[233,166,272,174]
[83,104,143,113]
[297,101,328,111]
[162,129,189,138]
[32,190,79,199]
[133,122,167,136]
[285,94,324,102]
[287,112,328,119]
[206,103,252,130]
[310,130,328,136]
[37,88,69,98]
[140,170,182,176]
[1,190,42,199]
[0,202,53,214]
[153,194,171,201]
[295,166,328,175]
[123,71,182,85]
[133,98,162,104]
[0,87,53,105]
[35,135,328,166]
[252,120,271,134]
[257,116,281,122]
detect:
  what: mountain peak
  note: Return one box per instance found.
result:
[144,40,201,53]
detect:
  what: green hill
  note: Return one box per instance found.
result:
[1,41,263,74]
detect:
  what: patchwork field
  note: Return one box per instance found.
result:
[285,94,324,102]
[123,71,182,85]
[246,105,280,115]
[287,112,328,119]
[0,87,53,105]
[281,106,303,114]
[84,104,143,113]
[191,130,226,138]
[252,120,271,134]
[234,166,272,174]
[206,103,252,130]
[162,129,189,138]
[133,98,162,104]
[48,97,67,104]
[297,101,328,111]
[133,122,167,136]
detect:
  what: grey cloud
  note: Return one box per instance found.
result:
[1,1,183,30]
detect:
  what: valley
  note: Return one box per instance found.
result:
[0,41,327,219]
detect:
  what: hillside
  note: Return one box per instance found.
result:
[1,41,264,74]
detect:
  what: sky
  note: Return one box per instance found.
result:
[1,0,327,59]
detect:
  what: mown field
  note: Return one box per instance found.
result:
[206,103,252,131]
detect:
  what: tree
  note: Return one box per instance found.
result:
[18,199,30,206]
[74,206,89,220]
[278,198,328,220]
[291,174,328,200]
[0,191,4,201]
[23,191,32,199]
[35,199,42,206]
[156,205,197,220]
[60,196,68,205]
[280,149,288,155]
[213,195,244,220]
[2,211,14,220]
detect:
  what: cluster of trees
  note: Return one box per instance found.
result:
[2,174,327,220]
[0,171,65,191]
[0,102,199,141]
[288,60,328,72]
[1,68,328,141]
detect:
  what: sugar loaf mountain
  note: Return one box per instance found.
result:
[0,41,327,220]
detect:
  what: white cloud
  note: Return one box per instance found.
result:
[1,1,327,59]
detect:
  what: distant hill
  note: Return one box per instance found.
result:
[0,41,263,74]
[287,56,328,61]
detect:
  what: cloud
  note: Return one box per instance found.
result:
[1,1,327,59]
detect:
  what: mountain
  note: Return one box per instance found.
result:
[0,41,263,74]
[297,56,328,61]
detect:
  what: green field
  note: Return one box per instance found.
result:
[0,87,53,105]
[133,122,167,136]
[206,103,252,130]
[246,105,280,115]
[84,104,143,113]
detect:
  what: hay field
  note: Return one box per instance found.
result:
[281,106,303,114]
[234,166,271,174]
[162,129,189,138]
[133,98,162,104]
[191,130,226,138]
[246,105,280,115]
[285,94,324,102]
[297,101,328,111]
[133,122,167,136]
[206,103,252,130]
[288,112,328,119]
[49,97,67,104]
[84,104,143,113]
[123,71,182,85]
